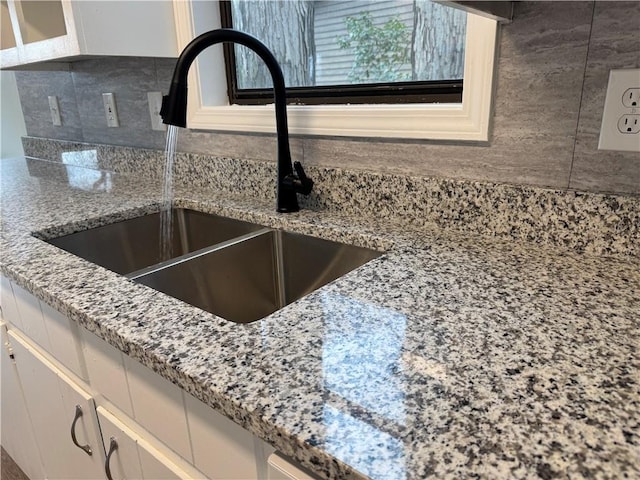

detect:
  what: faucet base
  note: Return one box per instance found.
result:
[277,204,300,213]
[277,187,300,213]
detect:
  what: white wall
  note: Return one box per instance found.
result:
[1,71,27,157]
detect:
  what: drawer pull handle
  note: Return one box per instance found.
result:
[70,405,93,456]
[105,436,118,480]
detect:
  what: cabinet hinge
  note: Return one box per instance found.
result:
[4,341,15,361]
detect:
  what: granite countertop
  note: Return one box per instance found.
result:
[1,156,638,480]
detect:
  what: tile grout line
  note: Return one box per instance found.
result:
[567,0,596,191]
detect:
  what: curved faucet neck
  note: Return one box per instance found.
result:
[161,28,307,213]
[166,29,289,142]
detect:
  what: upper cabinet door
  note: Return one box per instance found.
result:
[1,0,178,69]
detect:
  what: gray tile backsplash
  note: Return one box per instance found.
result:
[73,57,168,149]
[11,1,640,195]
[570,1,640,193]
[15,66,84,142]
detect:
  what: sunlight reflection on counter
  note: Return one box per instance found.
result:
[320,292,407,479]
[61,150,112,192]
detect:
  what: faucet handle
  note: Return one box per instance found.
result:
[293,161,314,195]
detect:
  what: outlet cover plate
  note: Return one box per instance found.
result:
[48,95,62,126]
[598,68,640,152]
[147,92,166,131]
[102,93,120,128]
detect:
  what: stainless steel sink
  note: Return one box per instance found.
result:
[132,230,381,323]
[45,208,265,275]
[45,208,381,323]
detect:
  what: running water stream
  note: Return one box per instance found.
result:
[160,124,179,261]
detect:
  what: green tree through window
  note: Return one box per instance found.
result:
[223,0,466,104]
[337,12,411,83]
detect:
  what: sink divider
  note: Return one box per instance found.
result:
[176,208,190,253]
[126,227,273,281]
[272,231,287,310]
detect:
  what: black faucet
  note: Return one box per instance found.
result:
[160,28,313,213]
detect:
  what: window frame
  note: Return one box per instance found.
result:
[171,0,498,141]
[219,1,464,106]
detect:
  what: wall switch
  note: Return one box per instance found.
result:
[599,68,640,152]
[48,96,62,126]
[147,92,166,131]
[102,92,120,128]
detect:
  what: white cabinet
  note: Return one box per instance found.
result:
[83,326,195,463]
[41,300,86,379]
[0,274,22,329]
[8,279,86,379]
[1,274,305,480]
[97,406,202,480]
[186,391,273,480]
[98,407,144,480]
[0,323,45,480]
[82,327,135,417]
[124,354,193,462]
[83,324,272,479]
[267,452,319,480]
[11,281,51,350]
[8,330,105,479]
[1,0,178,69]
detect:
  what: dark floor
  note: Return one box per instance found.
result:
[1,447,30,480]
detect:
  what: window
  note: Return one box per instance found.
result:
[172,0,498,141]
[221,0,466,105]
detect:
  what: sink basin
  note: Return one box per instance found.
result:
[44,208,381,323]
[45,208,265,275]
[132,230,381,323]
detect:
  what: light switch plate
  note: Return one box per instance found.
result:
[598,68,640,152]
[102,92,120,128]
[48,96,62,126]
[147,92,166,131]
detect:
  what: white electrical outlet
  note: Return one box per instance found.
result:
[48,96,62,126]
[102,92,120,128]
[622,88,639,108]
[599,68,640,152]
[147,92,166,131]
[618,114,640,134]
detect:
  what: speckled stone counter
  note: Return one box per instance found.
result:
[1,156,639,480]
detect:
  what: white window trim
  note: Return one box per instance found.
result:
[172,1,498,142]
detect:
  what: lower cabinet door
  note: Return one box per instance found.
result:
[8,330,105,479]
[0,324,45,480]
[97,407,144,480]
[97,406,203,480]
